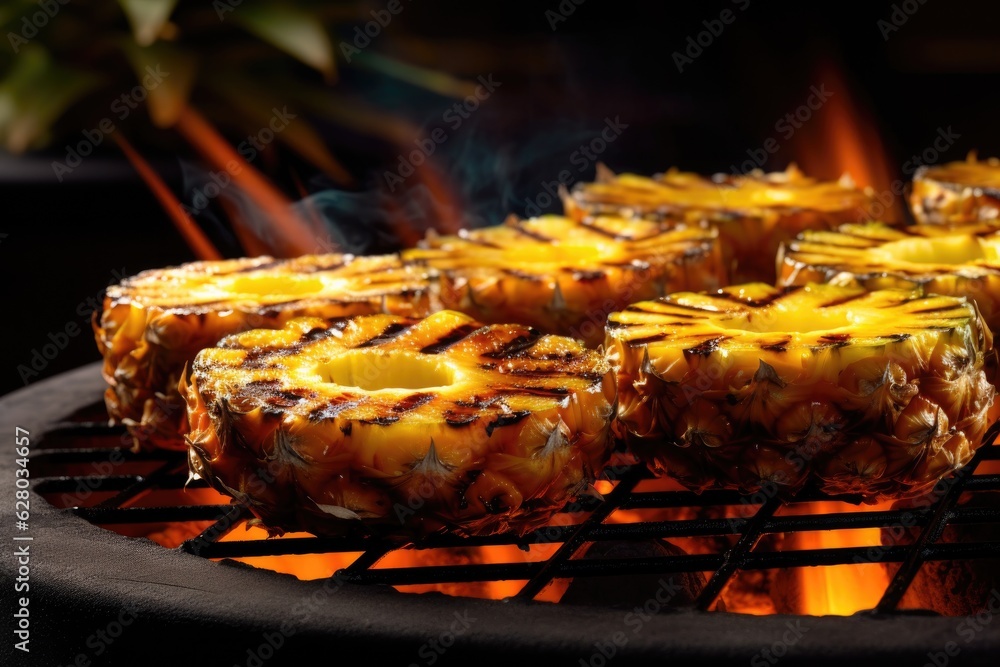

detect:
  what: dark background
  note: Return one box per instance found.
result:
[3,0,999,397]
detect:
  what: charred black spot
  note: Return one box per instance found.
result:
[502,268,544,282]
[625,334,669,346]
[357,322,412,348]
[569,269,607,282]
[761,338,792,353]
[482,330,542,359]
[359,415,400,426]
[340,423,352,436]
[882,333,912,342]
[392,392,435,413]
[265,391,308,408]
[818,333,852,347]
[309,398,360,421]
[684,336,728,356]
[485,410,531,436]
[419,323,481,355]
[821,293,866,308]
[444,412,478,427]
[303,326,336,342]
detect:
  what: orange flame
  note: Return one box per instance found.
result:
[792,59,901,222]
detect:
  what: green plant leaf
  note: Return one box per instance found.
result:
[121,40,197,128]
[0,46,100,152]
[117,0,179,46]
[234,4,335,79]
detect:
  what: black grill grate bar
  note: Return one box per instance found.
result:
[513,467,645,601]
[339,540,1000,589]
[46,422,127,436]
[199,536,379,558]
[32,448,176,464]
[875,442,991,612]
[694,495,782,611]
[962,474,1000,491]
[72,504,236,523]
[136,505,1000,561]
[179,504,249,555]
[35,475,140,494]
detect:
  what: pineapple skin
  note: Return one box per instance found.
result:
[567,165,880,284]
[910,157,1000,225]
[403,215,726,347]
[606,283,996,500]
[777,222,1000,335]
[182,310,617,539]
[95,254,434,451]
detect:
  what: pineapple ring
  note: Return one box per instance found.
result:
[606,282,996,499]
[182,310,617,539]
[778,222,1000,333]
[95,254,433,451]
[910,154,1000,225]
[565,164,878,283]
[402,214,725,347]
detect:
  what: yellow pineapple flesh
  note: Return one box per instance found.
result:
[910,155,1000,225]
[605,283,995,499]
[95,254,434,451]
[182,310,617,539]
[567,164,879,283]
[403,214,726,346]
[777,222,1000,334]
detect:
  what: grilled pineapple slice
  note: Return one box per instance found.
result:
[182,310,617,538]
[567,164,878,283]
[777,222,1000,334]
[403,214,725,346]
[95,254,434,451]
[911,155,1000,225]
[606,283,995,499]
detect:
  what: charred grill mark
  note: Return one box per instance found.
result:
[356,322,412,348]
[577,223,633,241]
[419,323,482,355]
[300,258,348,272]
[303,326,340,342]
[309,398,361,421]
[444,411,479,427]
[502,268,544,282]
[817,333,852,348]
[456,236,504,249]
[567,269,607,282]
[232,260,283,273]
[454,395,504,409]
[684,336,729,356]
[822,293,866,308]
[485,410,531,436]
[511,225,555,243]
[265,390,309,408]
[713,288,795,309]
[882,333,912,342]
[359,415,400,426]
[482,330,542,359]
[392,392,436,413]
[503,366,606,383]
[761,337,792,352]
[625,333,669,346]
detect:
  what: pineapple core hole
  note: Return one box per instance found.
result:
[227,275,325,296]
[874,236,998,265]
[317,351,455,391]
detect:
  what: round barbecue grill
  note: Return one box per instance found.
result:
[3,363,1000,666]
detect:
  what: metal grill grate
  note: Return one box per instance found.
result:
[33,400,1000,613]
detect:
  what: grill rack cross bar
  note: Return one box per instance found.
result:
[32,406,1000,613]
